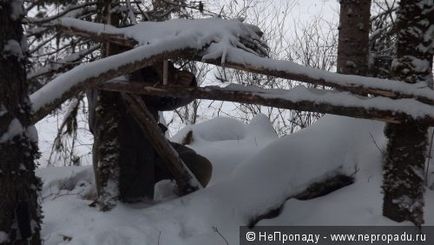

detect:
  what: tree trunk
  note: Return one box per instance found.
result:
[0,1,42,244]
[91,0,123,211]
[382,0,434,227]
[337,0,371,75]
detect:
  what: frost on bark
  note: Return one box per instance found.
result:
[0,1,42,244]
[92,0,122,211]
[92,92,121,211]
[383,0,434,226]
[337,0,371,75]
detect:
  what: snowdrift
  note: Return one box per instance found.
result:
[37,114,434,245]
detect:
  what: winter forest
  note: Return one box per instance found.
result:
[1,0,434,244]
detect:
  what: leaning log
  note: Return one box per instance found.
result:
[121,94,202,195]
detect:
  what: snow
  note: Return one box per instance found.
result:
[205,83,434,121]
[37,114,434,245]
[31,16,434,124]
[171,114,277,184]
[31,17,262,115]
[26,125,38,143]
[57,17,263,51]
[210,45,434,105]
[0,232,7,243]
[10,0,24,20]
[0,118,24,143]
[0,105,6,117]
[3,40,23,59]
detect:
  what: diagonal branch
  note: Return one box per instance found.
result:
[30,18,265,123]
[30,45,199,123]
[122,94,202,194]
[200,47,434,105]
[55,24,137,48]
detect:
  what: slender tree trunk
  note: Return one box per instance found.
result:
[92,0,122,211]
[0,1,42,244]
[382,0,434,226]
[337,0,371,75]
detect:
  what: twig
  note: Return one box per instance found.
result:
[369,132,384,154]
[425,128,434,186]
[212,226,229,245]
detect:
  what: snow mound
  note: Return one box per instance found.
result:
[171,114,277,145]
[171,117,247,143]
[171,114,277,184]
[38,166,96,201]
[37,115,434,245]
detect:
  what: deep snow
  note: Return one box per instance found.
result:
[35,114,434,245]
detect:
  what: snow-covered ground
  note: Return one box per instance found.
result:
[36,115,434,245]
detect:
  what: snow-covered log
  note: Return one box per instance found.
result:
[202,47,434,106]
[98,82,434,125]
[51,17,434,105]
[31,17,434,124]
[30,18,264,122]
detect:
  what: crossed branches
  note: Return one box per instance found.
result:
[29,17,434,198]
[31,17,434,125]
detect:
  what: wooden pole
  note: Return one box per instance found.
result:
[121,94,203,195]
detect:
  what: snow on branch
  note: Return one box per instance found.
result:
[201,46,434,106]
[51,17,434,106]
[32,17,434,124]
[50,17,268,56]
[30,17,265,122]
[30,44,196,123]
[98,82,434,125]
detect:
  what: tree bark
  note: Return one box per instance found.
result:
[382,0,434,227]
[337,0,371,75]
[0,1,42,244]
[91,0,123,211]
